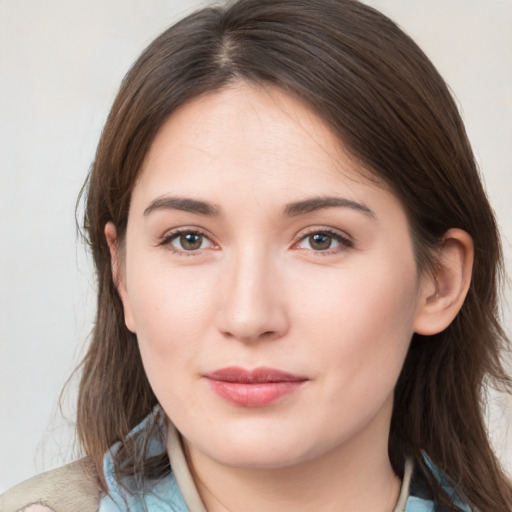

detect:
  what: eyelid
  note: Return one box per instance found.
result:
[158,227,218,256]
[292,226,354,254]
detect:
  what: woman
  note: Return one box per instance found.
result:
[2,0,511,510]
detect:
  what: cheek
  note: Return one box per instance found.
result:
[126,262,217,366]
[295,256,419,386]
[125,265,220,414]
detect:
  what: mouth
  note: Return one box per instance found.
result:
[204,367,308,407]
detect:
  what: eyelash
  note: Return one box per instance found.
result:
[158,227,354,257]
[294,228,354,255]
[158,228,215,257]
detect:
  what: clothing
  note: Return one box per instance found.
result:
[0,459,99,512]
[0,407,473,512]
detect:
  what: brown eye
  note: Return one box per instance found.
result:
[296,229,353,253]
[177,233,204,251]
[164,230,213,253]
[308,233,333,250]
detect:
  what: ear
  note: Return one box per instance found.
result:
[104,222,136,333]
[414,228,474,335]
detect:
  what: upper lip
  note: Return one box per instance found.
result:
[205,366,307,383]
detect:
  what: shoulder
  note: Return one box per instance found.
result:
[0,459,100,512]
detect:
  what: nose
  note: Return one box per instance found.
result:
[215,247,289,343]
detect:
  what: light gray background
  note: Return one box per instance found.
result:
[1,0,511,493]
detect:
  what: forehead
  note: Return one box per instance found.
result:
[133,82,393,215]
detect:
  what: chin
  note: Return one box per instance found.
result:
[209,442,310,470]
[189,421,339,471]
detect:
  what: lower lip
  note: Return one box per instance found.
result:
[207,380,305,407]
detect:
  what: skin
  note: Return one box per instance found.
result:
[106,82,473,512]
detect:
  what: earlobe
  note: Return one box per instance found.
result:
[104,222,136,333]
[414,228,474,336]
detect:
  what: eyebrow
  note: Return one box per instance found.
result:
[143,195,375,219]
[284,197,375,218]
[144,196,221,216]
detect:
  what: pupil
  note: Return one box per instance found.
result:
[181,233,202,250]
[310,233,331,250]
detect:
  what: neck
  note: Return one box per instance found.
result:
[182,403,401,512]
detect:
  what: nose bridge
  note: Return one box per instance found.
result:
[217,242,287,342]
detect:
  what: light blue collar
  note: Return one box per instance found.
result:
[99,407,189,512]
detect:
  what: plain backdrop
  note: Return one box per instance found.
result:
[1,0,511,493]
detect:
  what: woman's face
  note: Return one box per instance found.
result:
[113,83,431,470]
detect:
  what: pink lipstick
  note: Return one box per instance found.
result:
[205,367,307,407]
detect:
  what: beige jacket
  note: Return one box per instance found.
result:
[0,460,100,512]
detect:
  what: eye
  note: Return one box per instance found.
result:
[160,229,215,255]
[295,229,353,253]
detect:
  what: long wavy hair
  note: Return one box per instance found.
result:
[77,0,512,510]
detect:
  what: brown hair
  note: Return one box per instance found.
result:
[77,0,512,509]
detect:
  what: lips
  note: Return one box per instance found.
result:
[205,367,307,407]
